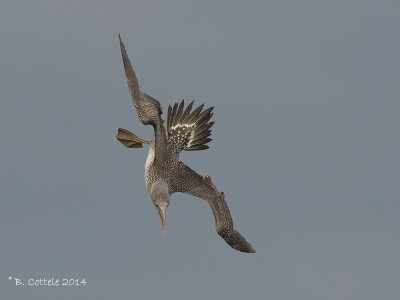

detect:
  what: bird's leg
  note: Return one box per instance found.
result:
[115,128,150,148]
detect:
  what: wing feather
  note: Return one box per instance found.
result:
[170,163,256,253]
[119,35,163,126]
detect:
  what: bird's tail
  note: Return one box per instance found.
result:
[167,100,214,151]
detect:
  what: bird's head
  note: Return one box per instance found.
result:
[150,181,170,234]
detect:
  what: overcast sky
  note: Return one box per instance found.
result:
[1,1,399,299]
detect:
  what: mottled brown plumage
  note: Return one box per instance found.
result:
[116,35,255,253]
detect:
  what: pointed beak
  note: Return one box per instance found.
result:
[156,204,167,234]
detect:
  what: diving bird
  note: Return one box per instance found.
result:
[115,35,255,253]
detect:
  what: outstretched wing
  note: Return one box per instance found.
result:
[167,100,214,152]
[119,35,163,126]
[170,162,255,253]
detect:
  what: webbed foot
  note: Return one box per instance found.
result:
[115,128,150,148]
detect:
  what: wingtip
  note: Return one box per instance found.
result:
[221,229,256,253]
[119,34,125,51]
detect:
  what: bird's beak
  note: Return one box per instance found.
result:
[156,204,167,234]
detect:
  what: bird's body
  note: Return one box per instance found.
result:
[116,35,255,253]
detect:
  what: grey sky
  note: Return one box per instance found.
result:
[1,0,399,299]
